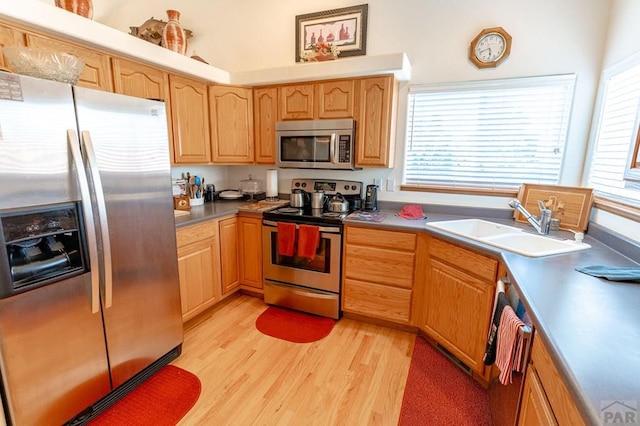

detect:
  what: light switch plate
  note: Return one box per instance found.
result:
[386,178,395,191]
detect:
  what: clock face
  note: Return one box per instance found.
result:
[474,32,506,63]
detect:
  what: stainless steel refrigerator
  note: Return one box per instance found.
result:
[0,71,183,425]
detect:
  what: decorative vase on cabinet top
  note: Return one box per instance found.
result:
[161,10,187,55]
[54,0,93,19]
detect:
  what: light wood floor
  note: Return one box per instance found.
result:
[172,294,416,425]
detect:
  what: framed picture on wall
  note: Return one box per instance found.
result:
[295,4,368,62]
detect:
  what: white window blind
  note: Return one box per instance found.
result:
[404,75,576,189]
[587,58,640,204]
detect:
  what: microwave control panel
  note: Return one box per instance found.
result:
[338,135,352,163]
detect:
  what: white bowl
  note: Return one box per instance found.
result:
[189,197,204,206]
[2,46,85,84]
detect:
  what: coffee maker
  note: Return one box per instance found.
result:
[364,184,378,211]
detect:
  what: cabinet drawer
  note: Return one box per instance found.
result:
[345,244,415,288]
[530,337,585,426]
[429,238,497,281]
[346,226,416,251]
[176,220,218,247]
[343,278,412,323]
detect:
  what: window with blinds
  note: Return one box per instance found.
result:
[404,75,576,189]
[586,57,640,205]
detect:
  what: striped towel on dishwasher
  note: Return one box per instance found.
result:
[496,305,525,385]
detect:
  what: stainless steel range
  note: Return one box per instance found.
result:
[262,179,363,319]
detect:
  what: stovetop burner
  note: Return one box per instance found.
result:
[277,207,302,214]
[263,178,363,227]
[264,206,348,226]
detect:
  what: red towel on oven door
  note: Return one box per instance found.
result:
[297,224,320,260]
[495,305,525,385]
[277,222,296,257]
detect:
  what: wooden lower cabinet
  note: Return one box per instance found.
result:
[238,214,263,290]
[517,336,585,426]
[518,366,558,426]
[342,225,416,324]
[219,216,240,294]
[419,237,497,378]
[176,221,222,322]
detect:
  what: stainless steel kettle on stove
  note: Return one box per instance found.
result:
[290,189,306,207]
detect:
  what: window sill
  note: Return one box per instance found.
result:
[400,184,519,198]
[593,197,640,222]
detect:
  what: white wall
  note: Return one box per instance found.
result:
[41,0,640,240]
[83,0,610,203]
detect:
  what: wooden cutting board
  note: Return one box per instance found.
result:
[514,184,594,232]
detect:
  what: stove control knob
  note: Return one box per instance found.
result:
[344,185,349,190]
[301,182,307,188]
[294,182,301,187]
[351,185,357,190]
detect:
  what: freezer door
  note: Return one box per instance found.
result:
[0,71,80,209]
[0,273,111,425]
[73,87,183,388]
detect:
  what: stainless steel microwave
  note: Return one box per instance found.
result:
[275,119,357,170]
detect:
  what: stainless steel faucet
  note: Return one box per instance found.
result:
[508,199,552,235]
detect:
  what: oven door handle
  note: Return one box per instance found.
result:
[263,220,341,234]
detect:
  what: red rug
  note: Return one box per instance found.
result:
[255,306,335,343]
[89,365,201,426]
[398,337,492,426]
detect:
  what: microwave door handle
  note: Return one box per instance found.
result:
[330,133,337,165]
[67,130,101,314]
[80,130,113,309]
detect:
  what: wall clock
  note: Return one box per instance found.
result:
[469,27,512,68]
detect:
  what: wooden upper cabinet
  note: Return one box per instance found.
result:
[25,33,113,92]
[111,58,169,101]
[317,80,355,118]
[355,75,397,168]
[279,84,314,120]
[253,87,278,164]
[112,58,174,160]
[0,24,25,70]
[209,85,254,164]
[169,74,211,164]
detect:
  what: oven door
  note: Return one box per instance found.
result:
[262,220,341,293]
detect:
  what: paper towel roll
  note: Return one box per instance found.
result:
[266,169,278,199]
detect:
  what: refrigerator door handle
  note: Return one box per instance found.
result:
[67,130,101,314]
[80,130,113,309]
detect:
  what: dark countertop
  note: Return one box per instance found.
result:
[345,206,640,426]
[176,200,638,424]
[173,199,288,228]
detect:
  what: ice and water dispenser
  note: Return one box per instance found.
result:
[0,204,87,298]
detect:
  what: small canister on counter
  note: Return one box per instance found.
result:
[204,184,216,202]
[550,218,560,231]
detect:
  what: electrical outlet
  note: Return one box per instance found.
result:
[386,178,395,192]
[373,178,382,188]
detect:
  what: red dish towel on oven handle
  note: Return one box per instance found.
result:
[297,224,320,260]
[277,222,296,257]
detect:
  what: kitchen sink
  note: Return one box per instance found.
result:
[425,218,591,257]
